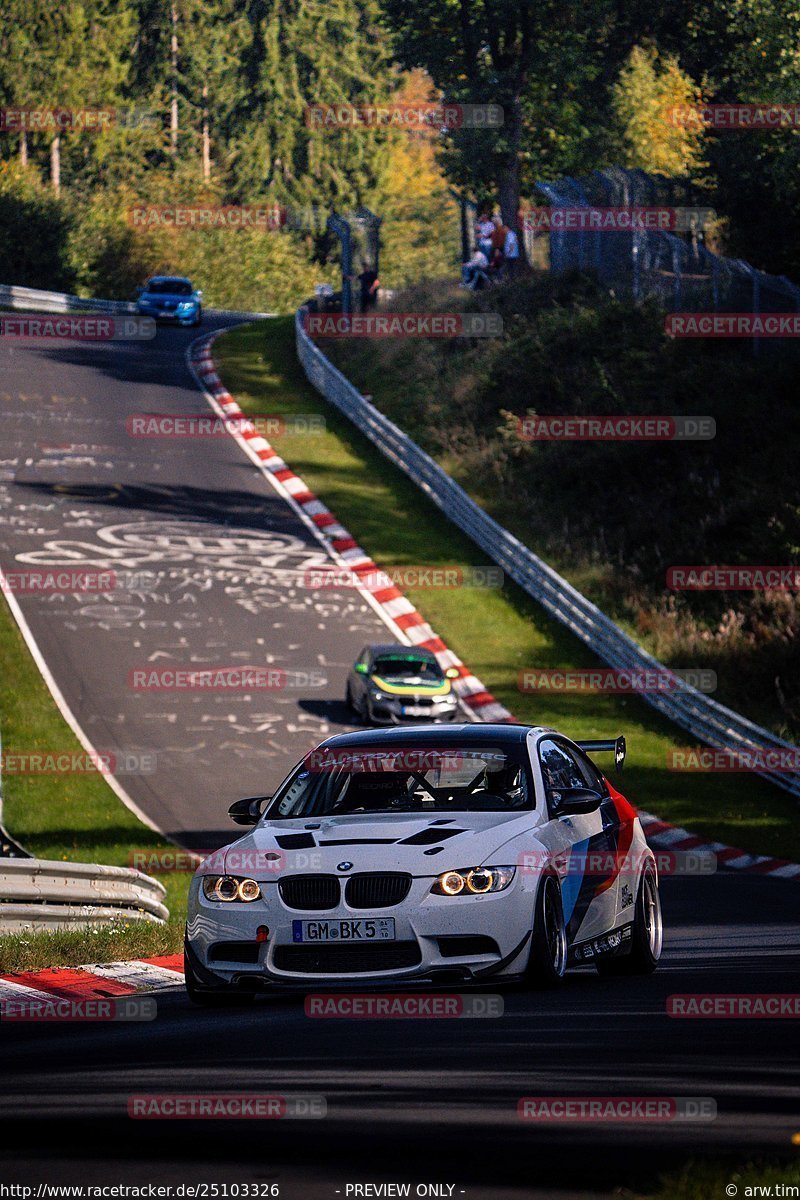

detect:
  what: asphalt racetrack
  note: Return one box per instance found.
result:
[0,316,798,1192]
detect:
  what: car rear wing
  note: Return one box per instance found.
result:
[577,736,626,772]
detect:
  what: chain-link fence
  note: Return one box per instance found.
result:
[535,166,800,354]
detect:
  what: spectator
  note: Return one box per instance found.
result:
[503,226,520,278]
[357,261,380,310]
[488,245,505,277]
[462,247,489,290]
[476,212,494,257]
[491,214,510,255]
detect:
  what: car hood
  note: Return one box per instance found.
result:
[141,292,195,304]
[369,673,451,696]
[210,810,535,877]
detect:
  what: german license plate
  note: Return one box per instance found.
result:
[401,705,428,716]
[292,918,395,943]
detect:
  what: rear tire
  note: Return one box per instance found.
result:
[524,874,567,988]
[596,863,662,977]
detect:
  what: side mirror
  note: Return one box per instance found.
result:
[354,663,369,675]
[196,290,203,298]
[228,795,271,825]
[550,786,603,816]
[445,667,460,680]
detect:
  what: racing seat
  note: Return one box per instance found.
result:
[337,772,410,813]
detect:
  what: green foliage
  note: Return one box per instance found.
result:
[322,273,800,736]
[611,44,706,176]
[0,162,76,289]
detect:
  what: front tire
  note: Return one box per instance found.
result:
[346,682,365,723]
[524,874,567,988]
[596,863,662,977]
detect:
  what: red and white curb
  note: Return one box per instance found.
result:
[188,334,513,724]
[187,334,799,883]
[0,955,184,1008]
[637,811,800,880]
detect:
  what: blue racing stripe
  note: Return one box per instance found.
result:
[561,837,591,922]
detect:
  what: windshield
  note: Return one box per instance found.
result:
[267,745,533,818]
[146,279,193,295]
[373,656,442,683]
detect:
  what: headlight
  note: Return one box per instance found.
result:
[372,689,390,701]
[202,875,262,902]
[431,866,515,896]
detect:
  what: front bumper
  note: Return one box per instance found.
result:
[137,305,198,325]
[367,694,458,725]
[186,875,535,989]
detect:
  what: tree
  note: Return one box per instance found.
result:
[0,0,136,194]
[379,0,606,229]
[611,44,706,176]
[226,0,394,217]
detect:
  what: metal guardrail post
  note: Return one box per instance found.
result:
[326,214,352,315]
[672,239,682,311]
[354,206,383,278]
[449,189,478,264]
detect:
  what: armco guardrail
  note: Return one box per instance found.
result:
[295,305,800,799]
[0,859,168,932]
[0,723,29,859]
[0,283,136,314]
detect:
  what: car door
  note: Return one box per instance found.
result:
[534,736,616,946]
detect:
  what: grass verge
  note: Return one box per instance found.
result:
[0,593,188,971]
[213,317,800,862]
[640,1158,799,1199]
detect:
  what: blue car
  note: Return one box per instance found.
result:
[136,276,203,327]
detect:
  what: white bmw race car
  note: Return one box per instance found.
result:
[184,724,662,1004]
